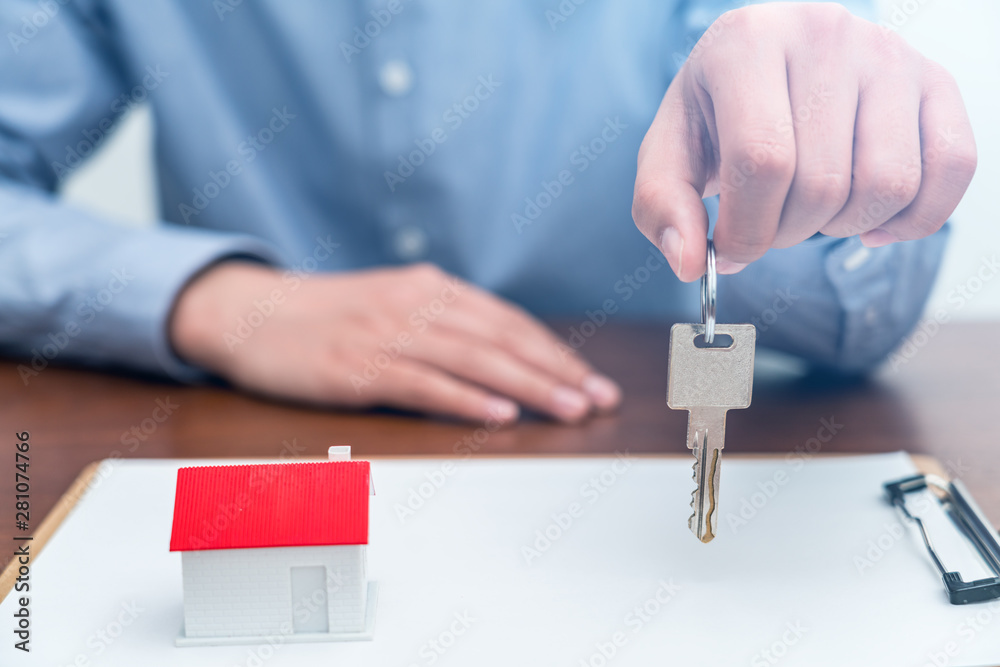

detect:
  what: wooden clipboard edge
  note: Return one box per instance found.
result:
[0,461,101,603]
[0,452,962,604]
[909,453,950,478]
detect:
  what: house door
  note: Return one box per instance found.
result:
[290,566,330,633]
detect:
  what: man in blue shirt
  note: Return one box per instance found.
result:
[0,1,976,423]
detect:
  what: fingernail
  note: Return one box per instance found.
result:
[716,259,748,274]
[552,386,590,422]
[583,374,622,410]
[488,398,519,424]
[860,228,898,248]
[659,227,684,279]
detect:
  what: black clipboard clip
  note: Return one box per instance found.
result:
[884,474,1000,605]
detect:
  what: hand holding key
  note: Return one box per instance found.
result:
[667,241,756,543]
[632,3,976,281]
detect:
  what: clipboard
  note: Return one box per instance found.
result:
[1,453,994,603]
[885,471,1000,604]
[1,453,999,667]
[0,460,102,602]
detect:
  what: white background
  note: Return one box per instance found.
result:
[60,0,1000,320]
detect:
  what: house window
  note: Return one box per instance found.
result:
[290,566,329,633]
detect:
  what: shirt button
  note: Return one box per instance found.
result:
[842,246,872,272]
[378,59,414,97]
[393,226,428,260]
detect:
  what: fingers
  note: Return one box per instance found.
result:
[702,39,796,272]
[821,33,923,239]
[435,285,622,411]
[632,74,712,283]
[405,329,594,423]
[349,264,621,422]
[774,12,857,248]
[861,61,977,246]
[373,360,521,424]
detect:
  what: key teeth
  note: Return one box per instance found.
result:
[688,452,700,534]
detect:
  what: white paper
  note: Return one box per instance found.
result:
[3,453,999,666]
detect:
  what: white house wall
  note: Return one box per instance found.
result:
[181,544,367,638]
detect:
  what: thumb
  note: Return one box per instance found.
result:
[631,76,712,283]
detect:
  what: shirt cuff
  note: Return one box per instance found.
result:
[716,226,950,373]
[824,226,950,372]
[105,226,282,383]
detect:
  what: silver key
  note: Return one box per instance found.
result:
[667,323,756,543]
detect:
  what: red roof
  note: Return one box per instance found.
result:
[169,461,370,552]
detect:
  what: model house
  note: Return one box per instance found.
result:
[169,451,376,646]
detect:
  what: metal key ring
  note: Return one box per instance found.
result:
[701,239,717,344]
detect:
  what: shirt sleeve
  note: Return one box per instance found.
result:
[0,0,282,382]
[717,227,949,373]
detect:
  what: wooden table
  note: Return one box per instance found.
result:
[1,321,997,572]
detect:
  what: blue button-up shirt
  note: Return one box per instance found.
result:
[0,0,946,381]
